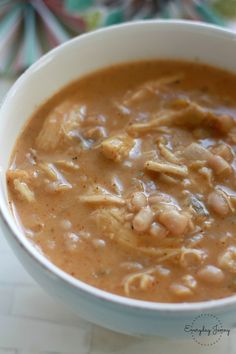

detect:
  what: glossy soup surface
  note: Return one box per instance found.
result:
[7,60,236,303]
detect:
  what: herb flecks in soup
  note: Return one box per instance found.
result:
[7,61,236,303]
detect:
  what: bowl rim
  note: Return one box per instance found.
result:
[2,18,236,313]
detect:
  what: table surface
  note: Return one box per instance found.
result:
[0,78,236,354]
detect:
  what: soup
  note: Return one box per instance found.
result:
[7,60,236,303]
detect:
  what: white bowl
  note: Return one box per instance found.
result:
[1,20,236,338]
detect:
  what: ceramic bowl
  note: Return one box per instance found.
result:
[1,20,236,337]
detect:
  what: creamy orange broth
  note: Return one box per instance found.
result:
[7,60,236,303]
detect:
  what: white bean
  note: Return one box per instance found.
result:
[218,247,236,273]
[132,206,154,232]
[197,265,225,283]
[208,155,231,175]
[182,274,197,289]
[130,192,147,211]
[211,144,233,162]
[169,283,192,297]
[207,191,229,216]
[158,209,189,236]
[149,222,167,239]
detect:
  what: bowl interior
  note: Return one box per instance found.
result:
[1,20,236,311]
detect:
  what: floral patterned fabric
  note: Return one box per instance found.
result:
[0,0,236,74]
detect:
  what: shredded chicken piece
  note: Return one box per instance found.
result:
[78,194,125,205]
[39,162,72,187]
[111,175,123,195]
[120,262,143,271]
[123,88,149,106]
[36,102,84,150]
[39,162,72,192]
[123,74,183,106]
[55,160,79,170]
[127,120,173,136]
[86,184,109,195]
[145,160,188,177]
[123,233,181,295]
[36,102,67,150]
[127,112,172,135]
[158,174,179,185]
[7,169,30,181]
[128,101,234,136]
[46,181,72,192]
[39,162,58,180]
[180,247,206,267]
[92,207,181,257]
[153,101,234,133]
[148,192,176,208]
[154,249,182,262]
[13,179,35,202]
[123,271,155,295]
[62,105,85,139]
[100,134,134,162]
[92,207,137,246]
[145,73,184,90]
[7,169,35,202]
[113,101,130,115]
[158,143,180,164]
